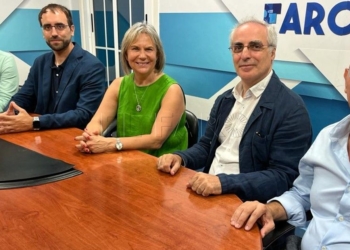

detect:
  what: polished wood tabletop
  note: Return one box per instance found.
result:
[0,128,262,250]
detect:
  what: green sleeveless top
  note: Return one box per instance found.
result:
[116,73,188,157]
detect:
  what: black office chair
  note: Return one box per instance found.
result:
[102,117,117,138]
[262,221,295,249]
[185,109,198,148]
[102,110,199,149]
[262,210,313,249]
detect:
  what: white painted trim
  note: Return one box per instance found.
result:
[113,0,120,78]
[159,0,228,13]
[144,0,159,34]
[0,0,24,25]
[79,0,95,54]
[79,0,158,80]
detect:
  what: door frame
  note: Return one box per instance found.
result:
[78,0,95,54]
[78,0,159,56]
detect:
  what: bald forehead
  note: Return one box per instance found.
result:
[235,22,267,34]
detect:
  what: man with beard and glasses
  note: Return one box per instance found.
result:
[0,3,106,134]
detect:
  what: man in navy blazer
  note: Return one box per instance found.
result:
[157,18,312,202]
[0,3,106,133]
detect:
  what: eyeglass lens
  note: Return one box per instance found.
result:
[230,41,266,53]
[43,24,68,31]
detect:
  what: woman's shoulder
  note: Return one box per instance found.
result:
[111,73,134,87]
[160,73,177,84]
[108,76,128,93]
[151,74,178,91]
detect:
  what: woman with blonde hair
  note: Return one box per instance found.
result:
[75,22,187,156]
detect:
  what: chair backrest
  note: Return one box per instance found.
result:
[263,221,295,249]
[263,210,313,249]
[185,109,198,148]
[102,119,117,137]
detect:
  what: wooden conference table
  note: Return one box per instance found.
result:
[0,128,262,250]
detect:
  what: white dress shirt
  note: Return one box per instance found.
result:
[209,71,272,175]
[271,114,350,250]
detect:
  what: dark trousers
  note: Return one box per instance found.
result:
[266,232,301,250]
[286,235,302,250]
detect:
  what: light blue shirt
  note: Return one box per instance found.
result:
[0,50,18,112]
[271,114,350,250]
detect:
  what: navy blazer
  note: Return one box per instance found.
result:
[177,72,312,202]
[10,43,106,129]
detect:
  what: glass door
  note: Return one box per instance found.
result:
[80,0,157,85]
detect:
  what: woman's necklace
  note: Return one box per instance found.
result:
[133,81,150,112]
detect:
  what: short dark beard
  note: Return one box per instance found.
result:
[46,38,71,52]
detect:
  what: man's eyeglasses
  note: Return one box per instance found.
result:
[42,24,69,32]
[229,41,272,53]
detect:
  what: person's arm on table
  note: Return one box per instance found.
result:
[158,154,222,196]
[76,82,185,154]
[160,102,312,199]
[157,94,227,196]
[157,153,183,175]
[231,200,288,238]
[231,141,318,237]
[218,104,311,201]
[1,60,106,132]
[75,77,121,153]
[84,77,121,135]
[186,172,222,196]
[39,61,106,129]
[157,93,225,174]
[0,102,33,133]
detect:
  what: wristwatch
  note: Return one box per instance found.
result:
[115,138,123,151]
[33,117,40,131]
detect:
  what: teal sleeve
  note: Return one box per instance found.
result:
[0,52,19,112]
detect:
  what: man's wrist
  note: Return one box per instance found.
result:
[266,201,288,221]
[174,153,184,166]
